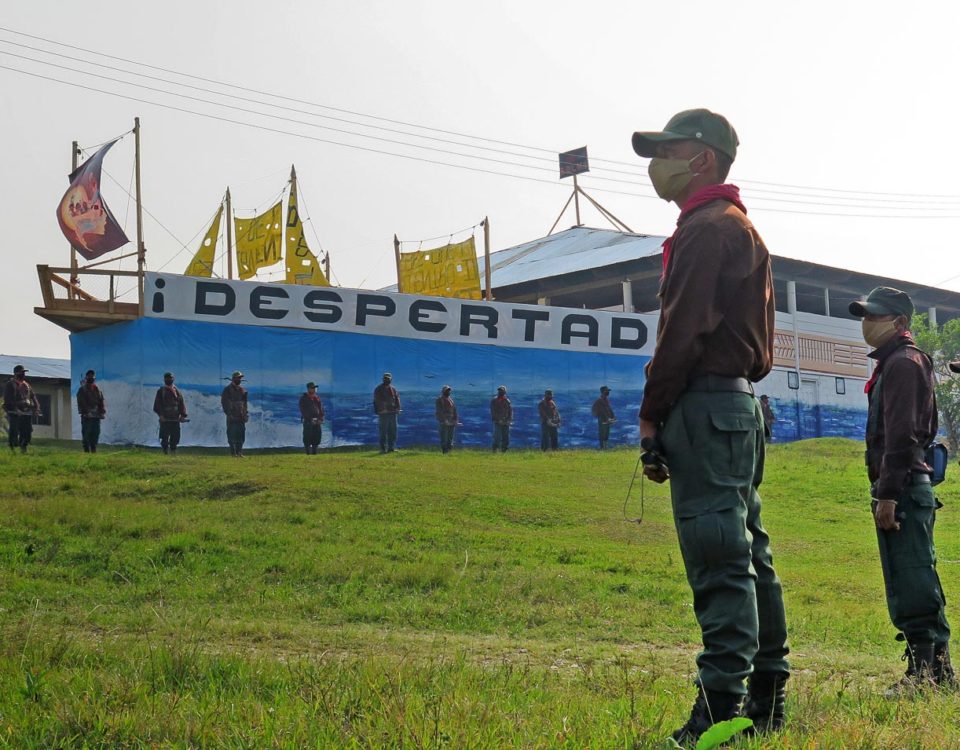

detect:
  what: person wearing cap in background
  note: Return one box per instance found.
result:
[221,370,249,457]
[850,286,953,696]
[537,389,560,451]
[76,369,106,453]
[153,372,188,455]
[490,385,513,452]
[435,385,458,454]
[632,109,789,744]
[299,382,325,455]
[3,364,41,453]
[591,385,616,449]
[759,395,776,442]
[373,372,401,453]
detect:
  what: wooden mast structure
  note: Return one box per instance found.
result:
[225,187,233,279]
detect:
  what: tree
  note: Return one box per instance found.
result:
[912,313,960,452]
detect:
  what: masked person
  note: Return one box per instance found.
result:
[3,364,41,453]
[373,372,401,453]
[435,385,458,454]
[850,287,953,696]
[591,385,616,449]
[490,385,512,452]
[153,372,188,454]
[538,389,560,451]
[221,371,249,457]
[299,382,325,455]
[632,109,789,745]
[76,369,106,453]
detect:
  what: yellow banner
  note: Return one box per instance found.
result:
[235,202,283,280]
[284,187,329,286]
[184,205,223,277]
[398,237,481,299]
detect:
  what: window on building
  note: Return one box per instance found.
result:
[33,394,52,426]
[795,283,827,315]
[828,289,860,320]
[835,377,846,395]
[788,371,800,390]
[772,278,790,313]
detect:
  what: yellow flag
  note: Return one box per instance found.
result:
[184,205,223,277]
[235,202,283,280]
[398,237,481,299]
[284,187,329,286]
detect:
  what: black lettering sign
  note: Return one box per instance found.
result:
[356,294,396,326]
[194,281,236,316]
[250,286,289,320]
[611,318,647,350]
[511,309,549,342]
[460,305,499,338]
[304,289,343,324]
[560,314,599,346]
[409,299,448,333]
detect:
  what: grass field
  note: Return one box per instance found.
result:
[2,438,960,748]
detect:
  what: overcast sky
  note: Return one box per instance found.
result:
[2,1,958,358]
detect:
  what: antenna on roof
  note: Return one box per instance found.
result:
[550,146,634,236]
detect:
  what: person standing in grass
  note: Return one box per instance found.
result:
[591,385,615,449]
[435,385,457,454]
[373,372,401,454]
[76,369,106,453]
[850,287,954,696]
[633,109,790,745]
[299,381,325,455]
[3,364,41,453]
[153,372,188,455]
[759,395,776,442]
[221,370,249,458]
[538,389,560,451]
[490,385,512,452]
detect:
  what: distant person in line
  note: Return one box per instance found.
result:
[221,371,249,458]
[632,108,789,744]
[538,389,560,451]
[153,372,188,455]
[435,385,458,454]
[299,381,325,455]
[3,364,41,453]
[759,395,776,442]
[591,385,616,449]
[76,369,106,453]
[490,385,512,452]
[850,287,954,696]
[373,372,401,454]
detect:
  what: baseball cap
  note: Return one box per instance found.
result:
[632,109,739,160]
[13,364,26,374]
[231,370,244,380]
[163,372,174,379]
[383,372,392,379]
[848,287,914,320]
[306,381,317,389]
[497,385,507,392]
[600,385,610,393]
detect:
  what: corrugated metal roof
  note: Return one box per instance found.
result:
[0,354,71,380]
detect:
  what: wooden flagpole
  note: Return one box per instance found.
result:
[393,234,402,293]
[69,140,80,298]
[225,187,233,279]
[134,117,145,315]
[483,216,491,301]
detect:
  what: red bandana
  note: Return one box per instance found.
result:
[661,184,747,277]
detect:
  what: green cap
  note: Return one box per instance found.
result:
[231,371,244,380]
[306,382,317,389]
[632,108,739,160]
[848,287,914,320]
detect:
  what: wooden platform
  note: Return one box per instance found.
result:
[34,264,142,333]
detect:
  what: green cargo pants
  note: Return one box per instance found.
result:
[660,389,790,695]
[874,481,950,644]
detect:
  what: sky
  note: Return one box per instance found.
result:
[2,1,959,358]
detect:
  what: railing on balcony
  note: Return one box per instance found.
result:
[35,264,142,332]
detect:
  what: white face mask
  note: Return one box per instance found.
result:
[862,318,899,348]
[647,152,704,201]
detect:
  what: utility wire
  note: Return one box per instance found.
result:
[5,63,960,221]
[3,26,960,204]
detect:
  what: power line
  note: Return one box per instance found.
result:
[4,25,960,204]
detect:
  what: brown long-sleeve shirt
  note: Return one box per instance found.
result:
[299,393,325,422]
[3,378,40,416]
[76,383,106,417]
[221,383,248,422]
[154,385,187,422]
[639,199,774,423]
[538,398,560,425]
[373,383,401,414]
[866,335,937,499]
[592,396,615,422]
[435,395,458,425]
[490,395,512,425]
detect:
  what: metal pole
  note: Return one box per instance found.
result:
[573,175,582,225]
[225,187,233,280]
[393,234,403,293]
[483,216,491,301]
[134,117,145,315]
[324,252,331,282]
[69,140,79,298]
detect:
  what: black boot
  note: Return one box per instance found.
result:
[743,672,787,733]
[229,443,237,457]
[886,639,937,698]
[671,686,742,747]
[934,642,956,688]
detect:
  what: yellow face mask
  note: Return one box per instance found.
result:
[861,318,899,348]
[648,152,704,201]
